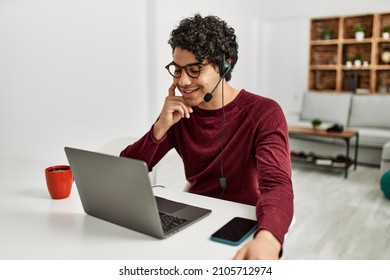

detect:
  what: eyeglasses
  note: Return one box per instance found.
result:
[165,61,209,78]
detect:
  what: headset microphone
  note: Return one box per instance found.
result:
[203,61,231,102]
[203,92,213,102]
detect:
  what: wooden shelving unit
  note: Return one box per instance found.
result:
[309,12,390,94]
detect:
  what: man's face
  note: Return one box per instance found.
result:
[172,48,220,108]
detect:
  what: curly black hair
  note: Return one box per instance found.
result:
[168,14,238,81]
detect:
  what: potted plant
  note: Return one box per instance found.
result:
[354,23,366,41]
[311,118,322,129]
[322,28,333,40]
[383,25,390,39]
[346,58,353,68]
[354,53,362,67]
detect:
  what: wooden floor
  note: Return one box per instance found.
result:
[283,165,390,260]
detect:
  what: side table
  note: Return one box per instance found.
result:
[288,126,359,178]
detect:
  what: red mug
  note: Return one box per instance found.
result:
[45,165,73,199]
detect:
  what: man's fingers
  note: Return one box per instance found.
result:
[165,96,193,118]
[168,83,176,96]
[232,247,246,260]
[170,102,191,119]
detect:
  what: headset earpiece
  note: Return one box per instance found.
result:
[220,55,231,77]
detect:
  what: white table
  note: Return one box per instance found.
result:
[0,157,256,259]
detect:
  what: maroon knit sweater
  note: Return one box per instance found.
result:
[120,89,294,245]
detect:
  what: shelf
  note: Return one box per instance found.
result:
[309,70,337,91]
[343,38,373,44]
[309,12,390,93]
[343,14,374,40]
[376,70,390,93]
[311,45,338,65]
[311,17,340,40]
[342,43,371,64]
[341,66,371,70]
[291,157,352,169]
[375,38,390,43]
[291,153,354,173]
[377,42,390,66]
[378,13,390,35]
[310,39,339,45]
[342,70,370,92]
[310,65,338,70]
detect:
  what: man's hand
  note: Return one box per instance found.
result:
[233,229,281,260]
[153,83,193,140]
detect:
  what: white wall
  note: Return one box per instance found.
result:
[257,0,390,20]
[1,0,389,164]
[0,0,149,163]
[259,18,309,115]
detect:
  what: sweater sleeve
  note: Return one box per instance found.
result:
[120,126,173,171]
[254,100,294,246]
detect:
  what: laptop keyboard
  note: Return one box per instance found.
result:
[159,212,188,233]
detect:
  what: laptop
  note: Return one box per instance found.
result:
[64,147,211,239]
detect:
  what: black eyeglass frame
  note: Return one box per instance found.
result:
[165,61,210,78]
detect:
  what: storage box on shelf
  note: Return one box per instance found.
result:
[309,70,337,91]
[343,14,374,40]
[311,17,340,41]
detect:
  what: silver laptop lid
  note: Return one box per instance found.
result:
[65,147,165,238]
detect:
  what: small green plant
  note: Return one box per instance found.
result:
[354,23,366,33]
[354,53,362,61]
[322,28,333,39]
[311,118,322,127]
[322,28,333,35]
[383,25,390,33]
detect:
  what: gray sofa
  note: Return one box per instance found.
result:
[287,92,390,167]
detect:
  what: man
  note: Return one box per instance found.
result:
[120,14,293,259]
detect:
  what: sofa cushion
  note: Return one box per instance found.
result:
[300,92,352,127]
[347,127,390,147]
[349,95,390,129]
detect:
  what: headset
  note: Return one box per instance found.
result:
[203,55,231,102]
[202,55,232,197]
[220,57,231,77]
